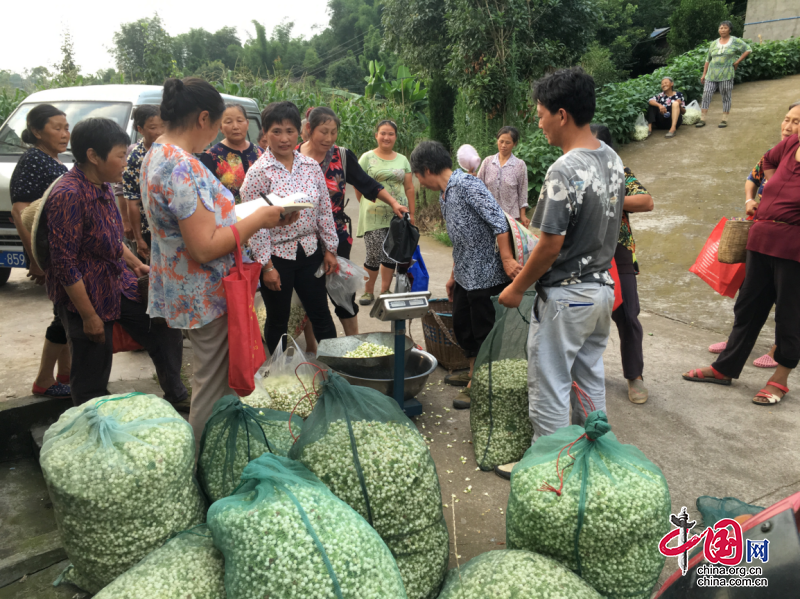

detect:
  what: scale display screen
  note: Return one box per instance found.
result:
[388,298,427,309]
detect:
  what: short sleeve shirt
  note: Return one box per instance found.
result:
[705,37,751,82]
[649,91,686,114]
[531,142,625,287]
[198,141,263,205]
[122,141,150,234]
[356,150,410,235]
[440,170,510,291]
[10,147,68,203]
[477,153,529,218]
[141,143,236,329]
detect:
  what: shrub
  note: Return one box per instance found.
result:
[580,42,627,88]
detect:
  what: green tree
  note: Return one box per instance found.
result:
[111,14,177,84]
[327,54,365,93]
[580,42,626,87]
[54,29,80,84]
[668,0,738,55]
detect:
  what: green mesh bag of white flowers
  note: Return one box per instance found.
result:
[471,292,535,471]
[198,394,303,502]
[289,372,449,599]
[93,524,224,599]
[437,549,602,598]
[207,453,407,599]
[40,393,206,593]
[506,410,671,599]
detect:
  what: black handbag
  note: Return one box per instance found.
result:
[383,213,420,265]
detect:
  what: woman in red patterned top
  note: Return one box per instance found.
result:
[298,106,409,335]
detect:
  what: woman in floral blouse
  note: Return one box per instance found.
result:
[298,106,409,335]
[477,126,529,226]
[143,78,290,447]
[199,104,262,204]
[592,125,654,405]
[240,101,340,354]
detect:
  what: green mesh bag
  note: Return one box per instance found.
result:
[437,549,602,598]
[207,453,407,599]
[507,411,671,599]
[40,393,206,593]
[198,394,303,502]
[93,525,224,599]
[288,372,449,599]
[697,495,764,527]
[471,291,536,471]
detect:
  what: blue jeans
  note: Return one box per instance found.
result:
[527,282,614,440]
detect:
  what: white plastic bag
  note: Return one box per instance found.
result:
[633,113,649,141]
[683,99,701,125]
[315,256,368,316]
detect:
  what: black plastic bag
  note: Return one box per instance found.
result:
[383,214,420,265]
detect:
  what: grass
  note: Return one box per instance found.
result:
[431,225,452,247]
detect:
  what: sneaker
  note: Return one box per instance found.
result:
[718,120,728,128]
[32,382,71,399]
[627,379,648,404]
[359,292,374,306]
[453,395,471,410]
[444,371,471,387]
[695,121,706,128]
[494,462,518,480]
[665,131,676,138]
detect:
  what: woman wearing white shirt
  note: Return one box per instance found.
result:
[240,101,339,354]
[477,126,530,226]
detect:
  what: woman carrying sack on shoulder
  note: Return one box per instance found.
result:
[355,119,415,304]
[142,78,293,447]
[298,107,409,334]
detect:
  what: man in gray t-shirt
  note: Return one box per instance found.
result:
[495,68,623,479]
[531,141,624,287]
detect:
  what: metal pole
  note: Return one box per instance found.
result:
[393,319,406,410]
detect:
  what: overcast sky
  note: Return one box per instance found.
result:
[3,0,330,75]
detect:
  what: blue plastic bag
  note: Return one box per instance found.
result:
[409,246,429,291]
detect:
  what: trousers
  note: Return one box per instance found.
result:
[527,283,614,440]
[59,295,187,406]
[611,271,644,380]
[713,251,800,376]
[260,246,337,354]
[452,281,509,359]
[701,79,734,112]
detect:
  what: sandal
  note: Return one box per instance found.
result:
[708,341,727,354]
[695,121,706,128]
[682,366,732,385]
[718,121,728,128]
[665,131,676,138]
[32,382,72,399]
[753,354,778,369]
[753,382,789,406]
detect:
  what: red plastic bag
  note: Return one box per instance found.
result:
[223,226,266,396]
[609,258,624,312]
[112,322,143,353]
[689,217,746,298]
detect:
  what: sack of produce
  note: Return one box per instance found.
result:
[289,372,449,599]
[207,453,407,599]
[93,525,224,599]
[198,394,303,502]
[40,393,205,593]
[633,113,649,141]
[437,549,602,598]
[471,291,535,471]
[245,336,321,418]
[683,99,701,125]
[507,411,670,599]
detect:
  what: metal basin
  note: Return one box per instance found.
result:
[331,349,438,400]
[317,332,414,378]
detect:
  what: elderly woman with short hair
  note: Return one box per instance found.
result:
[46,117,187,406]
[647,77,686,138]
[698,20,751,128]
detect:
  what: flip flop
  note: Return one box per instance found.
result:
[753,354,778,368]
[718,121,728,128]
[682,366,731,385]
[753,382,789,405]
[708,341,727,354]
[665,131,676,138]
[695,121,706,128]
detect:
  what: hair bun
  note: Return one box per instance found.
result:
[21,129,36,145]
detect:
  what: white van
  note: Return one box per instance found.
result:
[0,84,262,285]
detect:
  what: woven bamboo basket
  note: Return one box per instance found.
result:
[422,299,469,371]
[718,219,753,264]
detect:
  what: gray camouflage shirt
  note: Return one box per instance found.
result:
[531,141,624,287]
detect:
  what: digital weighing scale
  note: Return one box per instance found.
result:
[369,290,432,416]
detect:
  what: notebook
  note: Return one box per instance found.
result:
[234,193,314,220]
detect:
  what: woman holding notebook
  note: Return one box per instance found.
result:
[240,101,340,354]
